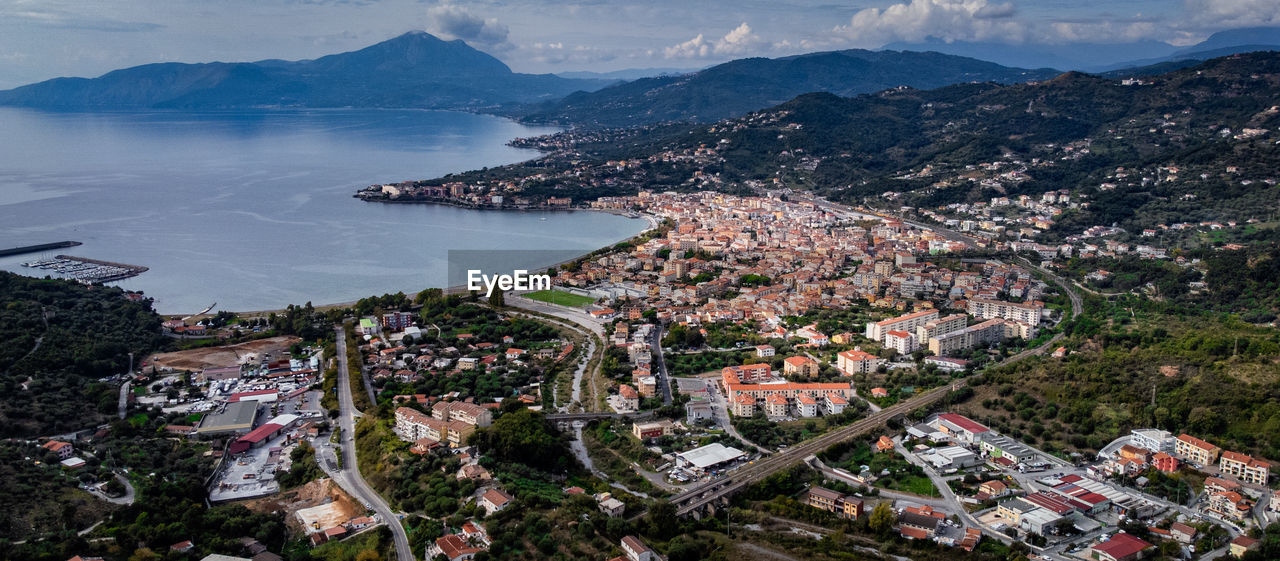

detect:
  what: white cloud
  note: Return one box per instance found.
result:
[829,0,1026,47]
[1184,0,1280,28]
[526,41,617,65]
[426,2,512,51]
[663,22,768,59]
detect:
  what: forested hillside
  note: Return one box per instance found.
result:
[0,272,165,436]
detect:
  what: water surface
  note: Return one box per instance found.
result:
[0,108,645,314]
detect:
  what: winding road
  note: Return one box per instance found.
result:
[331,325,414,561]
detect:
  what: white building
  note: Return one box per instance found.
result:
[1130,429,1174,453]
[884,330,917,354]
[796,394,819,417]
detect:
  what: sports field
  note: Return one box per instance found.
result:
[525,289,595,308]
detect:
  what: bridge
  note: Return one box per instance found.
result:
[545,410,654,427]
[670,381,964,518]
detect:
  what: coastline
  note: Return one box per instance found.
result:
[201,209,658,319]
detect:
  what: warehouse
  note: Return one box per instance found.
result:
[196,401,260,437]
[675,443,746,476]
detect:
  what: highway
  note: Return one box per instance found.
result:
[672,381,961,516]
[331,325,414,561]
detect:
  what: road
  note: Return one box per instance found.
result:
[703,377,772,455]
[673,381,961,516]
[651,325,673,406]
[1014,256,1083,319]
[332,325,414,561]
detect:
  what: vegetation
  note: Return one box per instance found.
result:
[0,272,165,436]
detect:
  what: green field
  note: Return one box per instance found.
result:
[525,289,596,308]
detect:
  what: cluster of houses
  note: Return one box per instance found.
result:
[863,301,1042,358]
[1098,429,1274,524]
[538,192,1046,342]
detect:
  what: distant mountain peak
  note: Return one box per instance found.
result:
[0,31,609,109]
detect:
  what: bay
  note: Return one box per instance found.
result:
[0,108,646,314]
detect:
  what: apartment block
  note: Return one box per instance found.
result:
[836,349,883,375]
[1174,434,1221,465]
[967,298,1043,327]
[1220,451,1271,485]
[865,309,939,344]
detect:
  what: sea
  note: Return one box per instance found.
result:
[0,107,647,314]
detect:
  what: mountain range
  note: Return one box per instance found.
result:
[885,26,1280,72]
[509,50,1059,128]
[0,31,610,109]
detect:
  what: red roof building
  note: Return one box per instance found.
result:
[1090,533,1153,561]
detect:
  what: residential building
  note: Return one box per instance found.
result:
[782,356,819,377]
[430,533,482,561]
[724,380,855,415]
[732,394,755,417]
[1229,536,1260,558]
[796,394,818,417]
[637,376,658,398]
[805,486,863,519]
[42,440,73,460]
[381,311,414,332]
[618,385,640,411]
[825,394,848,415]
[478,489,513,515]
[866,309,939,344]
[632,420,674,440]
[916,314,968,342]
[620,536,656,561]
[685,400,714,424]
[1169,522,1197,544]
[836,349,882,375]
[431,401,493,427]
[722,363,772,384]
[967,298,1043,326]
[927,318,1009,356]
[599,497,626,518]
[1174,434,1221,465]
[755,345,775,357]
[1208,491,1253,522]
[765,394,789,418]
[1130,429,1174,453]
[884,330,917,354]
[1219,451,1271,485]
[395,407,475,448]
[1151,452,1179,473]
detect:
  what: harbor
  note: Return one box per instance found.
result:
[22,255,148,283]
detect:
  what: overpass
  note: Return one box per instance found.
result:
[671,381,963,518]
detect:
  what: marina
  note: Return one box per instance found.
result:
[22,255,148,283]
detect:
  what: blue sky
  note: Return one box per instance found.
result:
[0,0,1276,88]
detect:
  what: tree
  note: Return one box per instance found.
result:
[869,502,896,534]
[644,500,679,540]
[489,288,505,309]
[355,550,380,561]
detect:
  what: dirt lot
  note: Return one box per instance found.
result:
[149,336,301,371]
[239,477,363,535]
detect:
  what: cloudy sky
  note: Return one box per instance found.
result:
[0,0,1276,88]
